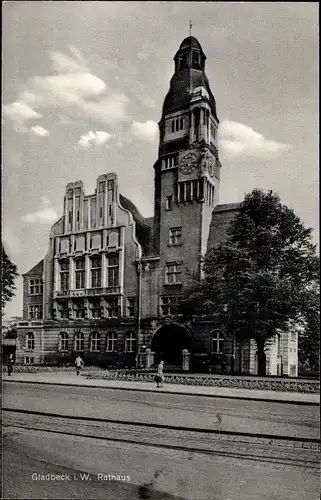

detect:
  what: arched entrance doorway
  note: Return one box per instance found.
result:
[151,323,193,369]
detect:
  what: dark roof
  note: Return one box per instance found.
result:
[23,259,43,277]
[213,202,241,213]
[119,194,152,254]
[179,36,203,52]
[162,69,217,119]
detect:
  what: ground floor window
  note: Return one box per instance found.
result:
[90,332,101,351]
[74,332,84,351]
[59,332,68,351]
[106,332,117,352]
[24,356,34,365]
[211,330,224,354]
[124,332,136,352]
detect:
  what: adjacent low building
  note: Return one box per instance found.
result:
[14,35,297,375]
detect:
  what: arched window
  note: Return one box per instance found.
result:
[90,332,100,352]
[124,332,136,353]
[74,332,84,351]
[211,330,224,354]
[26,332,35,350]
[59,332,69,351]
[106,332,117,352]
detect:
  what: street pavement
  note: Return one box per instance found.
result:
[2,371,320,404]
[3,425,319,500]
[3,381,320,438]
[3,379,320,500]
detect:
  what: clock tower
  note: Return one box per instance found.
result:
[153,35,221,287]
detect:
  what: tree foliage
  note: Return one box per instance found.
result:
[1,244,19,315]
[176,189,319,375]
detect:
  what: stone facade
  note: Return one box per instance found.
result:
[14,36,297,375]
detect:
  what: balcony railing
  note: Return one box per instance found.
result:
[53,286,121,299]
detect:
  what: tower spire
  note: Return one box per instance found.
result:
[189,21,192,36]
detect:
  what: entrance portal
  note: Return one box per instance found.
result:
[151,324,193,368]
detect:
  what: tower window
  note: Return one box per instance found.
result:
[171,121,175,132]
[165,196,173,211]
[180,117,184,129]
[163,155,178,170]
[169,227,182,246]
[165,262,182,284]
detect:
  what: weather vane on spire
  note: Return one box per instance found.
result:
[189,21,192,36]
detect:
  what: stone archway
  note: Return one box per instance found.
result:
[151,323,193,368]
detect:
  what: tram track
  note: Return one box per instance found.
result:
[3,408,320,471]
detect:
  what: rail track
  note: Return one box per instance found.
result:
[3,408,320,472]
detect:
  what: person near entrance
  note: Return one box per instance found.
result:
[75,356,84,376]
[7,354,14,376]
[155,360,164,388]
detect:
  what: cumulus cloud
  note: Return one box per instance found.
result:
[30,125,49,137]
[3,47,129,128]
[21,196,58,224]
[78,130,111,149]
[219,121,291,159]
[131,120,158,141]
[3,101,42,124]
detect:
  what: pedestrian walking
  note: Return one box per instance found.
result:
[75,355,84,376]
[7,354,14,376]
[155,360,164,388]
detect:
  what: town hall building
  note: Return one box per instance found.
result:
[13,36,298,376]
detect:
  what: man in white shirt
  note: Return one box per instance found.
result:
[75,356,84,376]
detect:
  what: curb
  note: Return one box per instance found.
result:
[3,378,320,406]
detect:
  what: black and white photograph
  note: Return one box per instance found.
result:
[2,2,320,499]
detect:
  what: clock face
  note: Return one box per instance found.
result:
[180,151,198,174]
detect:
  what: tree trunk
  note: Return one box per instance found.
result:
[256,339,266,377]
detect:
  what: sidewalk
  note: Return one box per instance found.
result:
[3,372,320,405]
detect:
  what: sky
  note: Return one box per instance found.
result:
[2,1,319,319]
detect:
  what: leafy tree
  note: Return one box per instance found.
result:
[1,244,19,315]
[298,285,320,374]
[176,189,319,376]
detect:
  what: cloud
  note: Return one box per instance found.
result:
[3,101,42,124]
[219,121,291,159]
[21,196,58,224]
[78,130,111,149]
[3,46,130,130]
[30,125,49,137]
[131,120,158,141]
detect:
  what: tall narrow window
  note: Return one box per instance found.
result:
[180,117,184,130]
[74,299,86,319]
[60,260,69,291]
[106,298,120,318]
[107,255,119,287]
[75,258,85,289]
[171,120,175,132]
[106,332,117,352]
[211,330,224,354]
[127,298,135,317]
[91,256,102,288]
[165,195,173,211]
[124,332,136,352]
[90,332,101,352]
[59,332,69,351]
[90,300,101,318]
[74,332,84,351]
[26,332,35,350]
